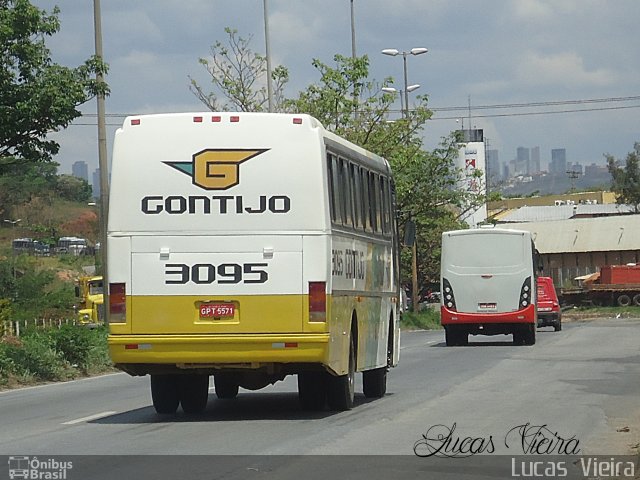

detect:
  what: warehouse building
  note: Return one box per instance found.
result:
[500,214,640,287]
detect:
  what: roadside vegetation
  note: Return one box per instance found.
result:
[0,324,112,389]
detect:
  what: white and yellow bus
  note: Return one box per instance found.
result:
[107,112,401,414]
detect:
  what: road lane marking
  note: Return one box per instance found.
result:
[62,411,117,425]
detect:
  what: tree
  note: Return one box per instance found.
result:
[0,0,108,169]
[607,142,640,213]
[190,31,486,287]
[189,28,289,112]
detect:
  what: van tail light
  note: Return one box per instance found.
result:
[519,276,532,309]
[309,282,326,322]
[109,282,126,322]
[442,278,457,311]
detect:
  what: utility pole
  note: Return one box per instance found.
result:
[93,0,109,319]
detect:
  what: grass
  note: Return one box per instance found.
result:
[401,307,443,330]
[562,305,640,319]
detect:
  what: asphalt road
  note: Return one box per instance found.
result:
[1,318,639,478]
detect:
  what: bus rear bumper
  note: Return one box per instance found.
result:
[109,333,330,374]
[441,304,536,326]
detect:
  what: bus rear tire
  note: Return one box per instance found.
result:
[298,372,327,411]
[150,374,180,414]
[327,333,355,411]
[214,374,239,399]
[180,374,209,414]
[363,367,387,398]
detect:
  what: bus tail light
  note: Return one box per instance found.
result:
[109,283,126,322]
[309,282,326,322]
[519,276,532,308]
[442,278,457,311]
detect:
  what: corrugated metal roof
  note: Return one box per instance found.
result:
[502,215,640,253]
[499,204,634,223]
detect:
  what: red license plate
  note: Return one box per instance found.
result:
[199,303,235,318]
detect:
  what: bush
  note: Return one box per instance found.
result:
[7,330,72,381]
[0,324,112,387]
[51,324,110,371]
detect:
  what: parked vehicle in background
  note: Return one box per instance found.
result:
[440,227,538,346]
[560,264,640,307]
[75,276,104,326]
[12,238,50,256]
[536,276,561,331]
[57,236,88,255]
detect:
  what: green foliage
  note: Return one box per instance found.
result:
[51,324,109,369]
[0,0,109,167]
[0,325,111,384]
[55,174,92,202]
[401,308,442,330]
[607,142,640,213]
[0,254,75,321]
[2,330,71,381]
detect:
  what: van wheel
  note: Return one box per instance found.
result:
[363,367,387,398]
[180,374,209,414]
[298,372,327,411]
[150,374,180,414]
[214,374,239,399]
[617,294,632,307]
[445,326,467,346]
[327,333,355,411]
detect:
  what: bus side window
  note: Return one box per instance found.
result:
[329,154,342,224]
[368,171,378,233]
[361,167,371,232]
[374,173,383,234]
[350,163,362,229]
[339,157,353,228]
[381,177,390,235]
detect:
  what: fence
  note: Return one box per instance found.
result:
[1,318,78,338]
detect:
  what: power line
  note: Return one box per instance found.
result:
[68,95,640,125]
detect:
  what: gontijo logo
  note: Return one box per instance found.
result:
[164,148,269,190]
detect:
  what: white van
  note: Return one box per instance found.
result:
[440,228,538,346]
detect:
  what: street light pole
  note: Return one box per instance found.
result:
[263,0,274,112]
[381,46,428,313]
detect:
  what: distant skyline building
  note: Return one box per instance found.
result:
[550,148,567,174]
[486,149,501,185]
[92,168,101,197]
[72,161,88,182]
[531,146,540,174]
[516,146,530,175]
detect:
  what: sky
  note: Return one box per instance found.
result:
[34,0,640,178]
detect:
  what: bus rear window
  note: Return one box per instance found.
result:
[447,233,525,268]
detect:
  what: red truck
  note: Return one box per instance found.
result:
[560,264,640,307]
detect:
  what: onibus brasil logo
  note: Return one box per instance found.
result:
[164,148,269,190]
[8,456,73,479]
